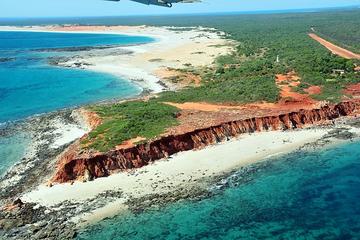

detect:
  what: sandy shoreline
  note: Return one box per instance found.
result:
[1,115,360,240]
[0,25,234,93]
[2,25,360,239]
[22,125,360,226]
[0,24,236,238]
[0,24,233,194]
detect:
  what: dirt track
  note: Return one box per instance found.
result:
[309,33,360,60]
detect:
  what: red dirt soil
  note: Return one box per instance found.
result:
[275,72,317,105]
[155,68,201,87]
[53,101,360,183]
[304,86,322,95]
[344,83,360,97]
[79,109,102,129]
[115,137,146,150]
[309,33,360,60]
[54,68,360,183]
[163,71,323,135]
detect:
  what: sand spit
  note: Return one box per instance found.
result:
[0,25,234,93]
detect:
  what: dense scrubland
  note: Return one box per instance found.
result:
[310,11,360,54]
[84,10,360,151]
[156,10,360,103]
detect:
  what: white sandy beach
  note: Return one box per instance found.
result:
[3,24,360,231]
[0,25,234,93]
[22,127,341,225]
[0,24,233,194]
[50,119,88,150]
[66,26,234,92]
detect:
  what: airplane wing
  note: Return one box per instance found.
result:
[106,0,200,8]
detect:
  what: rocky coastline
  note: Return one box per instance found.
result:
[0,109,92,199]
[0,25,235,239]
[52,100,360,183]
[46,46,132,68]
[1,25,359,240]
[2,113,360,239]
[0,110,88,239]
[34,44,134,53]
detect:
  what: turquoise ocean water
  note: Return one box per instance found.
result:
[0,31,153,123]
[2,30,360,240]
[78,140,360,239]
[0,31,153,176]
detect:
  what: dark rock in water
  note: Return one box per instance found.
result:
[0,201,79,239]
[324,128,355,140]
[349,120,360,128]
[335,131,355,140]
[0,57,15,63]
[0,219,18,231]
[13,198,24,208]
[0,109,80,200]
[34,44,121,52]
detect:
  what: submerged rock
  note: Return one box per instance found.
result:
[0,57,15,63]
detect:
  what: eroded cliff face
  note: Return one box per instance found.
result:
[52,101,358,183]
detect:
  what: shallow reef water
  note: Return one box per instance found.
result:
[0,31,152,176]
[0,31,153,123]
[78,140,360,240]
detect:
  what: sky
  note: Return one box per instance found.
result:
[0,0,359,18]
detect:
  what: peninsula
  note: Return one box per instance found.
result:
[1,9,360,240]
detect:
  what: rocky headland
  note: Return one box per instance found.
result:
[1,24,360,240]
[52,100,360,183]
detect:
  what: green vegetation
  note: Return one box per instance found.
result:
[154,10,360,103]
[109,10,360,104]
[158,76,279,103]
[82,101,179,152]
[311,11,360,53]
[85,10,360,151]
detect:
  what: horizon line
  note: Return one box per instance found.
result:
[0,5,359,20]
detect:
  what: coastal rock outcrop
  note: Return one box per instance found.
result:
[52,101,358,183]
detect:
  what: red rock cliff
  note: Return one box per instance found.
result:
[52,101,358,183]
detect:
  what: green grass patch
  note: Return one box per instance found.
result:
[311,83,345,103]
[82,101,180,152]
[158,75,279,103]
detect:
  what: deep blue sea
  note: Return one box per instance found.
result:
[0,31,153,176]
[78,140,360,240]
